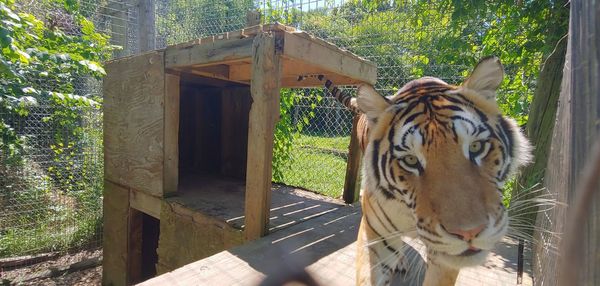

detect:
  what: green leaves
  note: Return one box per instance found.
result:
[272,89,319,182]
[0,0,112,165]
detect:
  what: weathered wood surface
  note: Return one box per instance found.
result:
[128,208,144,285]
[282,32,377,85]
[514,35,567,211]
[130,189,161,219]
[103,181,130,286]
[220,87,251,180]
[535,1,600,285]
[170,176,344,231]
[139,204,531,286]
[156,200,244,275]
[104,51,165,196]
[228,58,373,88]
[164,24,376,87]
[244,32,282,241]
[163,74,179,196]
[165,36,255,69]
[343,114,363,204]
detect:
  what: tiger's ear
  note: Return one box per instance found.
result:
[357,84,390,121]
[463,56,504,100]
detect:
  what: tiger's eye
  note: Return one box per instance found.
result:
[469,141,483,153]
[403,155,419,166]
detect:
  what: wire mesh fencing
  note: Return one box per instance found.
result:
[0,105,102,265]
[0,0,117,279]
[0,0,558,283]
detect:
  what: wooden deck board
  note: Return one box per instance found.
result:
[139,197,532,286]
[170,175,345,232]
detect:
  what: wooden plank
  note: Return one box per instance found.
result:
[220,87,251,179]
[156,201,244,274]
[192,64,230,78]
[164,74,180,196]
[104,51,165,196]
[128,208,144,285]
[343,114,363,204]
[554,1,600,285]
[178,72,249,88]
[184,69,250,86]
[230,59,369,87]
[165,36,254,69]
[228,63,251,81]
[244,32,282,241]
[533,29,572,286]
[103,180,130,286]
[130,189,162,219]
[283,32,377,85]
[0,252,59,268]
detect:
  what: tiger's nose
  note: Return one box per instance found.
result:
[446,224,486,241]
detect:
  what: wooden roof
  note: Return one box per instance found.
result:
[163,23,377,88]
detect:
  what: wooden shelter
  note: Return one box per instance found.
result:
[102,23,376,285]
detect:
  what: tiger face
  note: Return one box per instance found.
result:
[357,57,531,271]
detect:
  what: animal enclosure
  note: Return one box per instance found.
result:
[3,1,599,285]
[102,23,376,285]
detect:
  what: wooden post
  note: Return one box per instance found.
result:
[244,32,282,241]
[103,181,130,286]
[557,1,600,285]
[128,208,144,285]
[343,114,362,204]
[137,0,156,52]
[109,0,128,58]
[164,74,179,196]
[535,1,600,284]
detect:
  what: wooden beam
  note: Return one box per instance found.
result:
[103,180,130,286]
[244,32,282,241]
[165,36,254,69]
[282,32,377,85]
[230,58,369,88]
[130,189,162,219]
[343,114,363,204]
[164,74,179,196]
[128,208,144,285]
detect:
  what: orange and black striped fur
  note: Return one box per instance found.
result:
[308,57,531,285]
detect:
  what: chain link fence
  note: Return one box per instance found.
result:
[1,0,116,280]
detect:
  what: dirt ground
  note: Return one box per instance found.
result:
[1,249,102,286]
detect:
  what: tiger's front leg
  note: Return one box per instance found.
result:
[356,216,407,286]
[422,260,459,286]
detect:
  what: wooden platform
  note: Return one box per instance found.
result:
[171,176,345,231]
[140,190,533,286]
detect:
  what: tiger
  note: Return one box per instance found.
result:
[305,56,531,285]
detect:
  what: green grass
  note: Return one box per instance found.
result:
[279,134,351,198]
[0,210,102,257]
[295,134,350,151]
